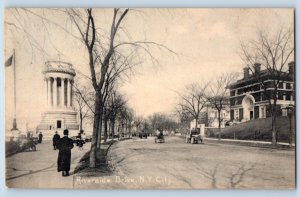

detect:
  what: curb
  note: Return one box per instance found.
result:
[106,141,126,177]
[204,138,295,150]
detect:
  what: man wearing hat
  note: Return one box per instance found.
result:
[52,131,60,150]
[57,129,74,176]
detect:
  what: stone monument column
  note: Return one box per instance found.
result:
[67,78,71,107]
[70,80,73,107]
[61,78,65,107]
[45,78,48,106]
[48,78,52,107]
[53,77,57,107]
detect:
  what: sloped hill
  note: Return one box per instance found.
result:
[210,116,293,142]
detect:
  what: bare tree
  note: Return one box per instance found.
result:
[178,83,209,131]
[67,8,176,167]
[148,113,178,134]
[6,8,176,167]
[116,105,134,138]
[133,115,144,135]
[240,27,294,145]
[207,72,238,139]
[73,82,94,132]
[105,90,127,141]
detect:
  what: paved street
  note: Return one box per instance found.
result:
[108,136,295,189]
[6,140,90,189]
[5,137,296,189]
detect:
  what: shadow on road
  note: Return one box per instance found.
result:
[6,162,57,181]
[195,163,255,189]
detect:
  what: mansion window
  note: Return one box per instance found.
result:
[277,91,283,100]
[282,109,288,116]
[235,110,238,119]
[286,83,291,89]
[230,90,235,96]
[237,89,244,95]
[230,99,235,106]
[285,93,291,101]
[261,107,265,118]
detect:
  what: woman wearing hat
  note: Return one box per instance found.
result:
[57,129,74,176]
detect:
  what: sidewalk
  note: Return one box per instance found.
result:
[204,137,295,149]
[6,140,90,188]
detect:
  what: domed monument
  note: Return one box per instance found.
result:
[37,61,79,137]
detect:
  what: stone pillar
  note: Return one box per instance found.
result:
[53,77,57,107]
[47,78,50,107]
[61,78,65,107]
[45,78,48,106]
[70,80,73,107]
[67,79,71,107]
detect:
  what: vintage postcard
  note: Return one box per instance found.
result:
[5,8,295,189]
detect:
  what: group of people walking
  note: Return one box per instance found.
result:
[52,129,86,177]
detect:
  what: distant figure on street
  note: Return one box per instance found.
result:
[76,132,84,151]
[26,131,31,139]
[52,131,60,150]
[81,132,86,142]
[38,132,43,143]
[57,129,74,177]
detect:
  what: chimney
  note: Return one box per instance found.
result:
[243,67,249,79]
[254,63,261,74]
[288,61,295,76]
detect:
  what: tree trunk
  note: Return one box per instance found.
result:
[89,94,101,168]
[104,117,108,142]
[96,110,103,148]
[218,110,222,140]
[271,104,277,146]
[195,115,198,131]
[111,118,115,139]
[79,112,83,131]
[289,112,293,146]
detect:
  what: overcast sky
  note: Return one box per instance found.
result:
[5,8,294,131]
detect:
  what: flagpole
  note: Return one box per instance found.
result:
[12,49,18,131]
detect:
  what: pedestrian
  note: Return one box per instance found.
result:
[26,131,31,139]
[38,132,43,143]
[76,132,84,151]
[77,139,84,151]
[57,129,74,177]
[52,131,60,150]
[81,132,86,142]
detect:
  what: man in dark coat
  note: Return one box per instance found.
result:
[52,131,60,150]
[38,132,43,143]
[57,129,74,176]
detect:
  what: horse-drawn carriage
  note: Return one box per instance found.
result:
[22,137,39,151]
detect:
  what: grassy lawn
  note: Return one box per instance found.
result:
[207,116,294,143]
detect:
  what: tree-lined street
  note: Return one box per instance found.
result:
[5,8,295,190]
[108,136,295,189]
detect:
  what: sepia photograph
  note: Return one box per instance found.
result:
[4,8,295,189]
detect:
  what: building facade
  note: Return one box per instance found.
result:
[228,62,295,122]
[37,61,79,137]
[200,104,231,128]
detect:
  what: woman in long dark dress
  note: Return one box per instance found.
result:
[57,129,74,176]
